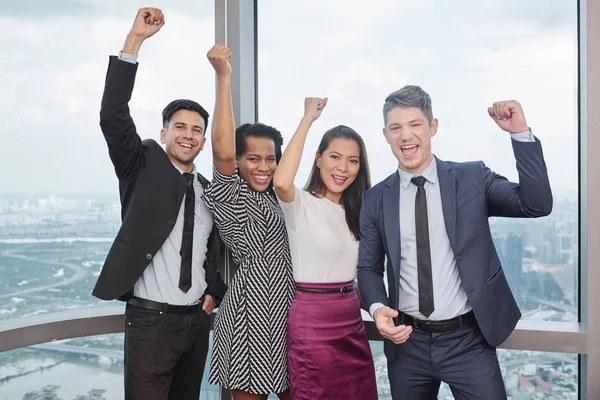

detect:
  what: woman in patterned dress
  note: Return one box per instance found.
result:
[202,46,294,400]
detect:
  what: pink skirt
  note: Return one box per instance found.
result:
[287,281,378,400]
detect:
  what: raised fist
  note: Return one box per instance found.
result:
[129,8,165,40]
[207,44,232,76]
[487,100,529,134]
[304,97,328,122]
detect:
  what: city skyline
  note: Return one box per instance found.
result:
[0,204,579,398]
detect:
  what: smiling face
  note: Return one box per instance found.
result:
[383,106,438,174]
[161,109,206,172]
[316,137,361,203]
[237,136,277,192]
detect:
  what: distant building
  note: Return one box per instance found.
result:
[22,385,60,400]
[493,233,524,285]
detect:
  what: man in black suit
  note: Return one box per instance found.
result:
[92,8,227,400]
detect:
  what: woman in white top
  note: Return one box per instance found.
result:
[273,98,377,400]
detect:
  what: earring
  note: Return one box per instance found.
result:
[317,164,320,168]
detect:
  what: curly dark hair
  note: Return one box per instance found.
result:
[235,122,284,163]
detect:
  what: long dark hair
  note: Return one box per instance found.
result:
[304,125,371,240]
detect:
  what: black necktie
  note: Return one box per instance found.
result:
[179,173,195,293]
[411,176,434,317]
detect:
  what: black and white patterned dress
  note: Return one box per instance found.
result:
[203,168,295,394]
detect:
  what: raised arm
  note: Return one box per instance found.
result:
[122,7,164,55]
[485,100,553,217]
[207,45,235,176]
[273,97,328,203]
[100,8,165,181]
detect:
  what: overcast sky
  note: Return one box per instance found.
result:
[0,0,578,202]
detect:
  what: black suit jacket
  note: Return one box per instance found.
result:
[92,56,228,303]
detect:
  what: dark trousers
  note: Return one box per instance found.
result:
[388,323,506,399]
[124,303,211,400]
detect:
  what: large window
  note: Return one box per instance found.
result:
[4,0,598,398]
[257,1,579,398]
[0,0,217,322]
[0,1,218,397]
[258,0,579,323]
[0,333,220,399]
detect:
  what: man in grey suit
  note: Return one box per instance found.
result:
[357,85,552,399]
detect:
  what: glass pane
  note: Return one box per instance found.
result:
[0,333,220,399]
[257,0,578,322]
[0,1,216,321]
[370,342,578,399]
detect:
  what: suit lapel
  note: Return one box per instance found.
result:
[197,172,210,189]
[175,171,187,209]
[383,172,402,276]
[436,157,457,251]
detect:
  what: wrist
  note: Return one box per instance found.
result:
[122,33,145,55]
[373,307,383,319]
[301,115,315,125]
[509,125,530,134]
[216,72,232,82]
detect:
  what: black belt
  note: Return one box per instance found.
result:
[295,283,356,294]
[127,296,204,315]
[398,310,477,333]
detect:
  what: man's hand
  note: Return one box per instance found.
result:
[373,306,412,344]
[303,97,328,122]
[129,8,165,39]
[207,44,232,77]
[122,8,165,55]
[487,100,529,134]
[202,295,216,315]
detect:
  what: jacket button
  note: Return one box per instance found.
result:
[168,220,175,226]
[146,254,152,260]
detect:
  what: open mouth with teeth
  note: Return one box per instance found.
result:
[178,142,195,153]
[332,174,348,186]
[400,144,419,159]
[251,174,271,185]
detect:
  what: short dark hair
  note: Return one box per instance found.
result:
[161,99,210,134]
[235,122,284,163]
[304,125,372,240]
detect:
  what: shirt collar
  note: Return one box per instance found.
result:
[172,163,198,182]
[397,156,438,189]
